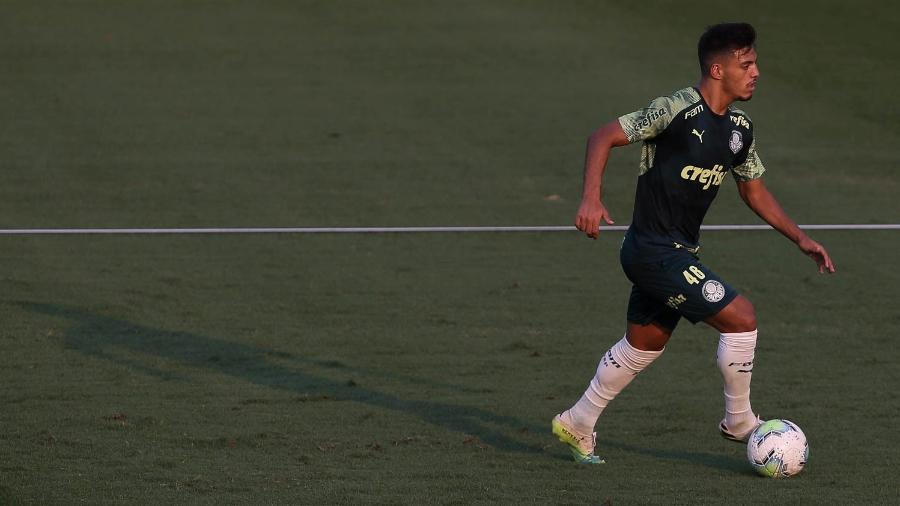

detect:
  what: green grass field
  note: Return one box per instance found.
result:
[1,1,898,504]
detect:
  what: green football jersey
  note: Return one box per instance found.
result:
[618,87,765,253]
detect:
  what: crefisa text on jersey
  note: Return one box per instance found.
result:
[730,114,750,129]
[634,108,668,129]
[680,164,727,190]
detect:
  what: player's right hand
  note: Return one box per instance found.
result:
[575,198,614,239]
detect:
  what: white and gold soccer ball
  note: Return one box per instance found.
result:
[746,419,809,478]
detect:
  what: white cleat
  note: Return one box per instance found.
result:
[719,414,762,443]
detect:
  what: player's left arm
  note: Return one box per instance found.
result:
[737,178,836,274]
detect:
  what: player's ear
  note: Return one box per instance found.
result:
[710,63,724,80]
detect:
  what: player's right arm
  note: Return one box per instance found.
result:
[575,120,629,239]
[577,88,693,239]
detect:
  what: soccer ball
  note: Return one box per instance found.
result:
[746,419,808,478]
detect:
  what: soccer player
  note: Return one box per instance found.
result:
[552,23,835,464]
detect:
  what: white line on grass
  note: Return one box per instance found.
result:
[0,224,897,235]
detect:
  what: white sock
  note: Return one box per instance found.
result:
[717,329,758,429]
[562,336,663,435]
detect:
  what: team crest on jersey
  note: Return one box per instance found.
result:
[729,130,743,154]
[701,280,725,302]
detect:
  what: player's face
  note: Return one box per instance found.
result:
[723,47,759,101]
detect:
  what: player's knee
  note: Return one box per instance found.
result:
[707,296,756,333]
[626,322,671,351]
[727,297,756,332]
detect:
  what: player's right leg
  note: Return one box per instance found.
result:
[553,319,671,464]
[552,249,684,463]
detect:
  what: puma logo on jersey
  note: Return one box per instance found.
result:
[680,164,726,190]
[691,129,705,143]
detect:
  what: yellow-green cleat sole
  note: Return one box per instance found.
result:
[552,416,605,465]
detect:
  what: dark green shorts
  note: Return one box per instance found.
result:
[619,247,738,331]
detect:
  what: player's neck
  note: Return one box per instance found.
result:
[697,79,733,115]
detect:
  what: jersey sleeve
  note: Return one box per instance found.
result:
[618,97,676,143]
[617,88,697,144]
[732,138,766,181]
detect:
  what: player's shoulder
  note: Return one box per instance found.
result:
[669,86,701,105]
[650,86,702,116]
[727,106,755,131]
[619,87,703,144]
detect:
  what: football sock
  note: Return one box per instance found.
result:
[563,336,664,435]
[717,329,758,429]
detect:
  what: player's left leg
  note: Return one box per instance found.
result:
[654,255,761,442]
[705,295,760,441]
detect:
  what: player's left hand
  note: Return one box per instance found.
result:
[797,236,835,274]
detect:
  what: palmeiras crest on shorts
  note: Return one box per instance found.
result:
[729,130,743,154]
[701,280,726,302]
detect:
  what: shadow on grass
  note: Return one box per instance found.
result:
[17,301,544,454]
[603,440,750,475]
[16,301,749,472]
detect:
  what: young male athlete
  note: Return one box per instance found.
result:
[551,23,836,464]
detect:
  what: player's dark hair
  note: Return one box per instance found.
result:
[698,23,756,75]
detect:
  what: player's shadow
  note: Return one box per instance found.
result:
[16,301,750,472]
[604,440,751,475]
[16,301,545,454]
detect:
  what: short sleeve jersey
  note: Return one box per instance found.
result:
[618,87,765,253]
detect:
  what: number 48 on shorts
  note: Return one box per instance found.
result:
[621,253,738,326]
[682,265,706,284]
[683,265,726,302]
